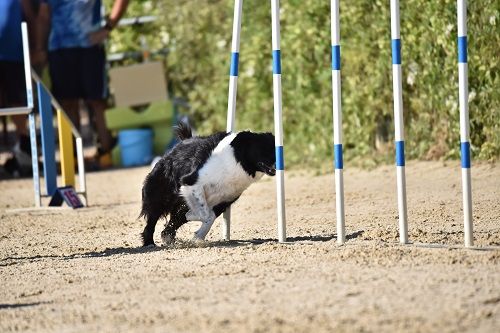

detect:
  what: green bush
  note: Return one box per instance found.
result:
[109,0,499,167]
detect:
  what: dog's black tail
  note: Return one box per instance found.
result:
[174,122,193,141]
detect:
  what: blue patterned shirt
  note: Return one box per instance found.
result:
[45,0,102,50]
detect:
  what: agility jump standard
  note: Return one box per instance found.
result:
[0,23,87,209]
[331,0,473,247]
[224,0,287,242]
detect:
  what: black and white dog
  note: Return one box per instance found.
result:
[140,123,276,246]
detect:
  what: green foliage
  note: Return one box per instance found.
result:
[109,0,499,166]
[104,0,163,57]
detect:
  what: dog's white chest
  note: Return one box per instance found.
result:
[181,133,263,208]
[201,136,262,206]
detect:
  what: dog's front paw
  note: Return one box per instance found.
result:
[192,232,207,243]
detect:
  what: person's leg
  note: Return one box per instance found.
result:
[58,99,81,130]
[48,47,83,167]
[86,99,112,152]
[81,46,114,154]
[0,61,28,137]
[0,61,32,176]
[48,48,81,130]
[11,115,30,164]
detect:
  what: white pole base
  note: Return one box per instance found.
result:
[461,167,473,247]
[276,169,286,243]
[396,166,408,244]
[335,169,346,244]
[221,209,231,241]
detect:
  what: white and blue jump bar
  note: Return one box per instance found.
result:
[331,0,345,244]
[390,0,409,244]
[222,0,243,241]
[271,0,286,242]
[457,0,473,247]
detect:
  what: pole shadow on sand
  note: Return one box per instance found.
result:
[0,302,50,310]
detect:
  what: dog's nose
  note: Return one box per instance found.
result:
[268,165,276,176]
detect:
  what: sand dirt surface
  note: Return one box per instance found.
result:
[1,161,499,332]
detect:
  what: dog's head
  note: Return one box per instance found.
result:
[254,132,276,176]
[231,131,276,177]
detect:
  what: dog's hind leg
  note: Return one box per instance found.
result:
[161,202,189,245]
[142,212,162,246]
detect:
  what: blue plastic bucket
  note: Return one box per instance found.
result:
[118,129,153,167]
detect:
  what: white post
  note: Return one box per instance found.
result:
[222,0,243,241]
[390,0,409,244]
[331,0,346,244]
[271,0,286,243]
[76,137,88,206]
[21,23,33,110]
[21,22,40,207]
[457,0,473,247]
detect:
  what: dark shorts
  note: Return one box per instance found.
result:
[48,46,108,101]
[0,61,27,107]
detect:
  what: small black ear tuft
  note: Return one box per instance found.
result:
[174,122,193,141]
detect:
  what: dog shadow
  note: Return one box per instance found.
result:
[0,246,165,266]
[1,231,365,266]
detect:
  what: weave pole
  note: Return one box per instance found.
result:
[331,0,346,244]
[271,0,286,242]
[390,0,409,244]
[222,0,244,241]
[457,0,473,247]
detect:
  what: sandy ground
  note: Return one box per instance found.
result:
[0,161,499,332]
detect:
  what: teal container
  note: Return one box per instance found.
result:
[118,129,153,167]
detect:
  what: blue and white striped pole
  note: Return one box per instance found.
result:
[222,0,243,241]
[457,0,473,247]
[331,0,346,244]
[390,0,409,244]
[271,0,286,242]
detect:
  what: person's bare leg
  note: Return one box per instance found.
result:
[59,99,81,130]
[87,99,112,152]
